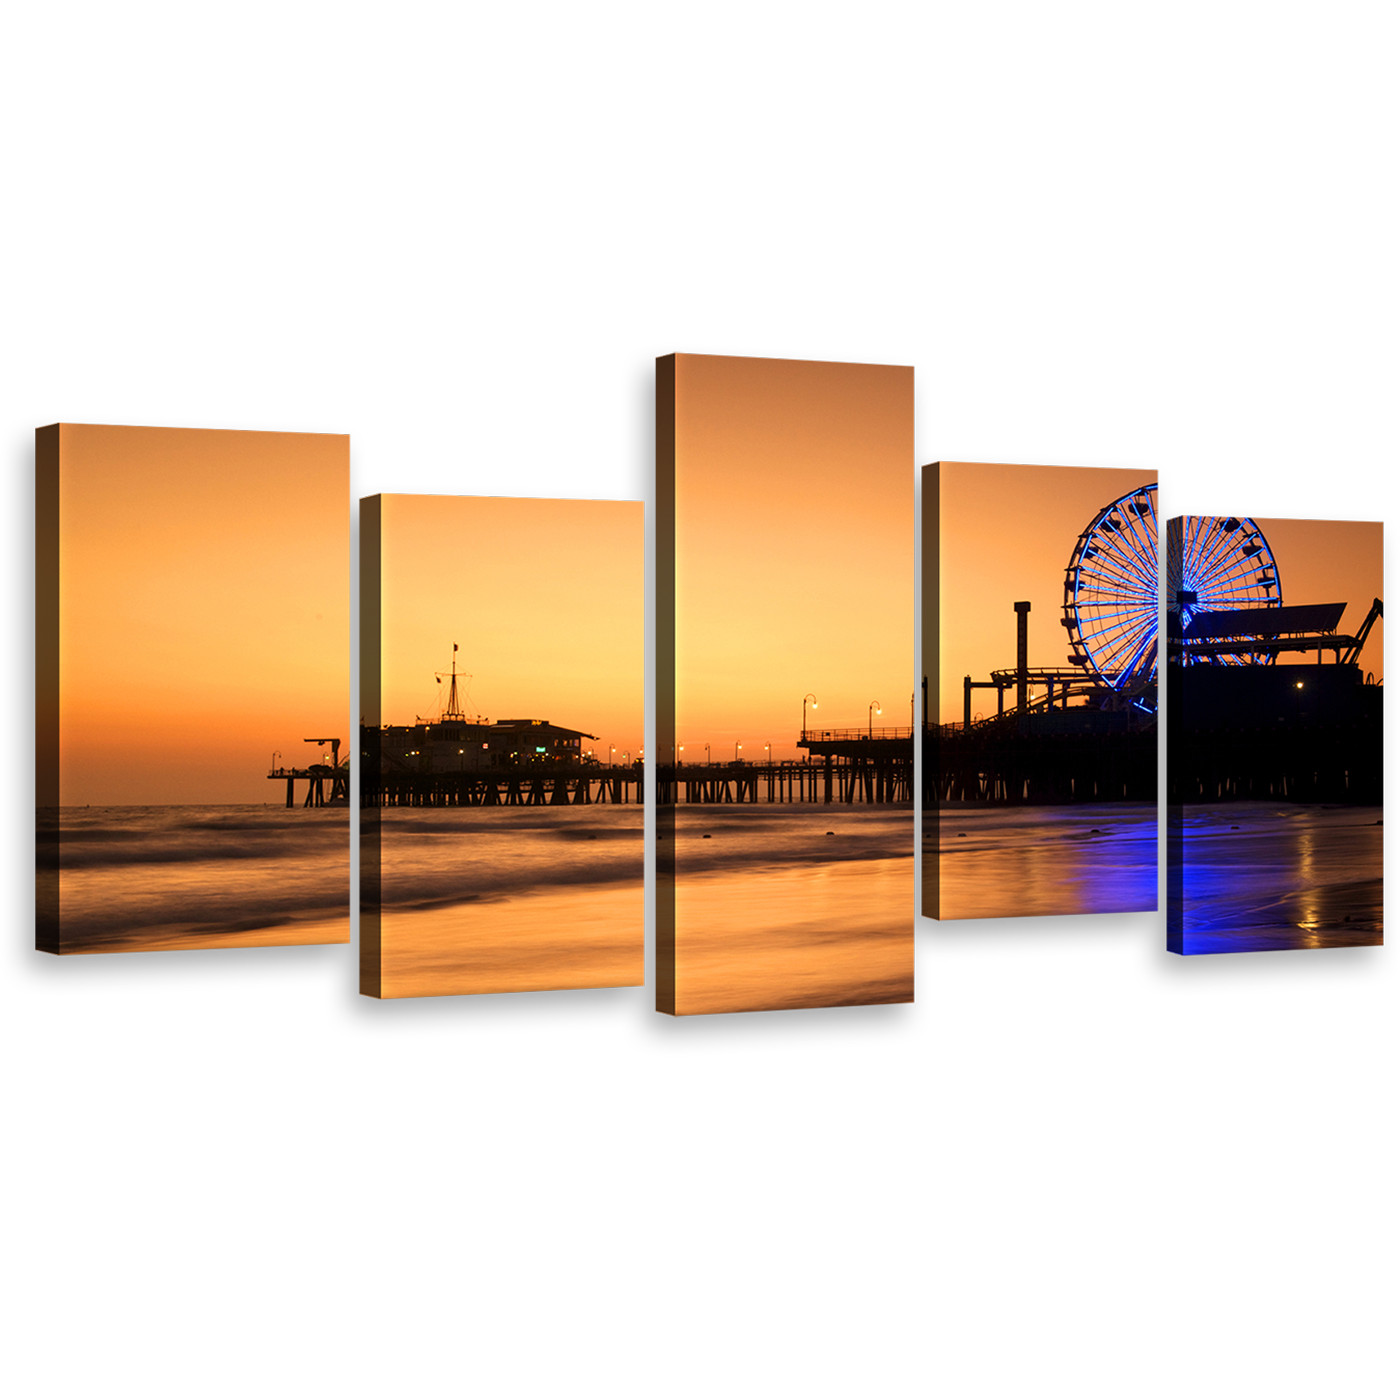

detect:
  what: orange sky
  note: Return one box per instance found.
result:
[927,470,1385,725]
[375,495,643,759]
[931,462,1155,724]
[672,355,914,759]
[1225,516,1383,673]
[56,424,349,804]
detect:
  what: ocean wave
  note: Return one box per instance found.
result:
[374,838,643,908]
[41,808,348,871]
[43,833,348,871]
[52,885,349,944]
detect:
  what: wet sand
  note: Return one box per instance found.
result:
[377,880,643,998]
[672,857,912,1015]
[1171,803,1382,954]
[930,803,1157,920]
[1176,887,1382,953]
[55,916,350,955]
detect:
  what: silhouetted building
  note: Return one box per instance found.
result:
[368,647,600,773]
[373,717,596,774]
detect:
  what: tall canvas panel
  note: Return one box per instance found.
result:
[361,494,644,998]
[922,463,1158,920]
[1167,515,1383,954]
[36,424,350,953]
[658,354,915,1015]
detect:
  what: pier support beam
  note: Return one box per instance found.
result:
[1015,600,1030,714]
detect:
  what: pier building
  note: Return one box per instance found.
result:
[375,716,594,774]
[360,647,639,807]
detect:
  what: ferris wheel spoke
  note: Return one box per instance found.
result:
[1096,530,1157,590]
[1098,553,1156,599]
[1121,628,1158,669]
[1193,541,1262,594]
[1183,523,1238,588]
[1097,616,1153,674]
[1094,621,1153,671]
[1116,511,1158,577]
[1080,559,1155,600]
[1185,519,1239,579]
[1064,482,1165,694]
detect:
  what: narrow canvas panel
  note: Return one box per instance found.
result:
[1166,515,1383,954]
[361,494,644,998]
[658,354,914,1015]
[922,463,1159,921]
[36,424,350,953]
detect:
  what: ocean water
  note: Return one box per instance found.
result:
[664,804,913,1015]
[929,803,1158,920]
[40,805,350,953]
[45,799,890,992]
[1172,803,1383,954]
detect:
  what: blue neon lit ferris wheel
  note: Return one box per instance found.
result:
[1064,491,1284,699]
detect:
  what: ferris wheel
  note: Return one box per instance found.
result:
[1062,490,1284,695]
[1165,515,1281,663]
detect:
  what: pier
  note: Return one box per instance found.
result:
[925,720,1154,804]
[363,762,642,808]
[1167,599,1383,804]
[657,759,910,805]
[269,738,350,808]
[269,765,343,808]
[361,753,921,806]
[355,756,918,812]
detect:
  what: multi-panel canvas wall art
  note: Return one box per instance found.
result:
[657,354,915,1015]
[36,424,350,953]
[922,463,1159,920]
[361,495,643,998]
[1167,516,1383,954]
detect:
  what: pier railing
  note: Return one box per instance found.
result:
[800,726,913,743]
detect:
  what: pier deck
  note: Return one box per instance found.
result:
[355,756,912,812]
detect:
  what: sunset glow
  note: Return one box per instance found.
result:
[931,462,1155,726]
[673,355,914,755]
[54,424,349,805]
[932,468,1385,727]
[375,495,643,755]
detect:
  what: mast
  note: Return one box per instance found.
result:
[439,643,467,721]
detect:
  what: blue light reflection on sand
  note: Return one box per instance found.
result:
[1169,803,1382,955]
[934,803,1157,920]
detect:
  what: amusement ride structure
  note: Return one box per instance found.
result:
[1057,486,1291,699]
[968,481,1293,728]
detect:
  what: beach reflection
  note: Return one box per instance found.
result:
[1171,803,1382,954]
[668,805,913,1016]
[931,803,1157,921]
[673,859,913,1015]
[379,882,643,998]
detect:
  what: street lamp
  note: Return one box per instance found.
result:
[802,692,818,738]
[609,745,615,767]
[765,742,772,766]
[869,700,882,737]
[734,741,742,762]
[679,745,684,766]
[704,743,711,764]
